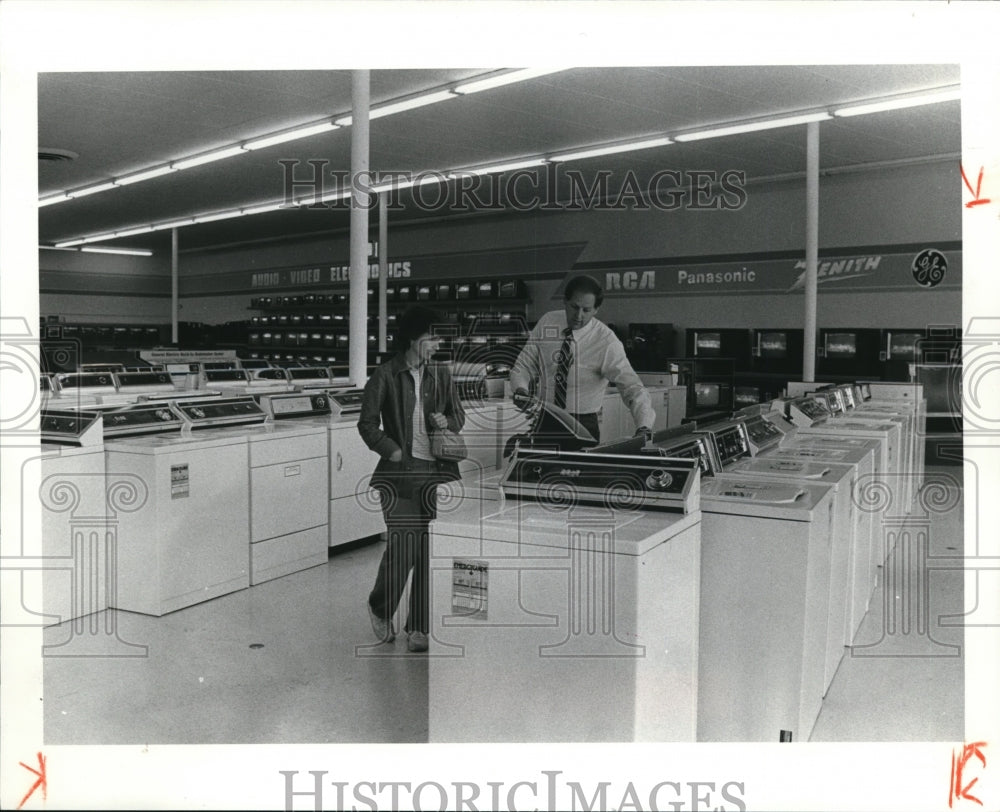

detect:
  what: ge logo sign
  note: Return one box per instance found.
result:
[912,248,948,288]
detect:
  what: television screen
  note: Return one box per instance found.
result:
[888,332,923,360]
[734,386,760,407]
[759,332,788,359]
[695,332,722,357]
[436,284,452,300]
[417,286,433,301]
[397,286,412,301]
[825,332,857,358]
[477,281,495,298]
[456,284,472,300]
[695,382,721,407]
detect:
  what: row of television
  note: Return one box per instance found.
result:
[683,364,961,416]
[249,279,527,310]
[685,326,961,376]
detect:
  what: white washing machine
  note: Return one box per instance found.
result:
[811,388,915,513]
[237,392,332,583]
[696,475,836,742]
[429,452,702,742]
[102,398,260,615]
[786,397,903,562]
[51,371,118,410]
[720,455,858,695]
[35,410,108,629]
[655,421,838,741]
[757,439,878,645]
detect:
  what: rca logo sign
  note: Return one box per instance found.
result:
[605,271,656,291]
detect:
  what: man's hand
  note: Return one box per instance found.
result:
[634,426,653,443]
[512,388,532,410]
[429,411,448,430]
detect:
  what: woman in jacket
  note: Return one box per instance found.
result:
[357,305,465,652]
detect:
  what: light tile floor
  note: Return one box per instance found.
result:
[43,466,965,745]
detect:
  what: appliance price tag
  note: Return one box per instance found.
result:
[171,463,190,499]
[452,559,488,619]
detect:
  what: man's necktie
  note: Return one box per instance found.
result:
[553,327,574,409]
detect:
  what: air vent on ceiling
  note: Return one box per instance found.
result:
[38,148,78,162]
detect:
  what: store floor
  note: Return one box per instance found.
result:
[43,465,965,745]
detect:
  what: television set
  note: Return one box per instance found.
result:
[456,284,472,300]
[436,284,452,300]
[417,285,433,301]
[824,332,858,359]
[694,332,722,357]
[758,332,788,359]
[477,281,495,298]
[695,382,723,408]
[310,332,322,345]
[398,285,413,302]
[886,331,923,361]
[734,386,760,407]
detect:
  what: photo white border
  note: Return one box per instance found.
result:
[2,2,998,809]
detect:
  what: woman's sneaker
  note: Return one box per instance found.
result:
[367,603,395,643]
[407,631,428,652]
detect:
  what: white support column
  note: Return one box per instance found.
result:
[803,121,820,382]
[171,227,179,345]
[349,69,371,385]
[379,192,388,354]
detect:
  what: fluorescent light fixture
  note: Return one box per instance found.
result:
[116,165,176,185]
[114,226,155,238]
[66,181,118,198]
[81,246,153,256]
[243,121,339,150]
[454,68,564,95]
[833,88,961,117]
[371,90,456,119]
[242,202,286,216]
[449,158,549,178]
[81,233,117,244]
[552,136,673,163]
[194,210,244,224]
[54,238,86,248]
[173,145,247,170]
[151,218,196,231]
[39,194,70,207]
[39,245,80,251]
[372,172,449,193]
[673,112,832,142]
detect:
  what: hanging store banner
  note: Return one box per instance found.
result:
[565,246,962,298]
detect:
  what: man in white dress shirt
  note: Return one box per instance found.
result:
[510,274,655,448]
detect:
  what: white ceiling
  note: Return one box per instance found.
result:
[38,65,961,254]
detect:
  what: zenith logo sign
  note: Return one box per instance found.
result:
[786,255,882,292]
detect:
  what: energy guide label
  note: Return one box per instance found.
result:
[452,559,488,619]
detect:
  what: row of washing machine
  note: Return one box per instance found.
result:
[35,385,386,626]
[423,379,925,743]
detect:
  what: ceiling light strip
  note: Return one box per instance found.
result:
[37,82,961,207]
[833,87,961,117]
[673,112,832,142]
[80,246,153,256]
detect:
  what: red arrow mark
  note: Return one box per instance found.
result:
[960,165,991,208]
[16,752,47,809]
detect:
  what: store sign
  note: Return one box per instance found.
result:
[140,349,237,363]
[573,248,961,298]
[250,262,412,289]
